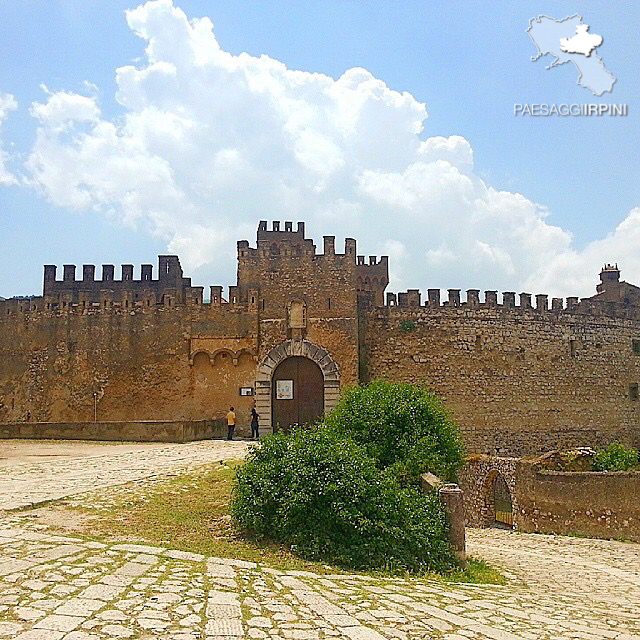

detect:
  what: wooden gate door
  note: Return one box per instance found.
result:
[272,356,324,433]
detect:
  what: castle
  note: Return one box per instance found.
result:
[1,221,639,455]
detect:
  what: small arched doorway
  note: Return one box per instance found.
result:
[272,356,324,433]
[492,473,514,528]
[483,470,514,529]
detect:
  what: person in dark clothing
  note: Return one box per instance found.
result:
[250,408,259,440]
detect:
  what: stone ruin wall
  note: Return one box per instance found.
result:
[459,455,640,542]
[364,291,640,456]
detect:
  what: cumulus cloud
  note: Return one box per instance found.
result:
[18,0,639,297]
[0,92,17,185]
[525,208,640,296]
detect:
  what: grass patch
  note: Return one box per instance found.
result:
[68,459,326,571]
[441,557,507,585]
[55,459,505,583]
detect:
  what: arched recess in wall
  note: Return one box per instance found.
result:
[192,351,211,371]
[254,339,340,432]
[482,470,514,529]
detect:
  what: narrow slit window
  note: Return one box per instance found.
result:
[630,384,639,401]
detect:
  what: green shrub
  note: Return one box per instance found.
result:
[400,320,416,333]
[324,381,463,485]
[232,427,455,573]
[593,441,639,472]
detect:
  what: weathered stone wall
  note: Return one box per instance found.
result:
[0,221,362,434]
[366,306,640,454]
[457,456,518,528]
[3,222,640,451]
[0,304,259,434]
[0,419,226,442]
[516,464,640,542]
[457,425,640,457]
[459,455,640,542]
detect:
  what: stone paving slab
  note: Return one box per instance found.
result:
[0,440,249,511]
[0,440,638,639]
[0,515,638,640]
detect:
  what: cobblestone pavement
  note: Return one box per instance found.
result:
[0,441,639,640]
[0,440,250,511]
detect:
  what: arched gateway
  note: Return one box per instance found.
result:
[255,340,340,433]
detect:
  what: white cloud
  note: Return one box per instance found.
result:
[525,208,640,296]
[18,0,640,298]
[0,92,17,185]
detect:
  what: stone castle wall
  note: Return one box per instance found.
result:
[0,224,363,432]
[0,304,259,432]
[364,304,640,455]
[1,222,639,452]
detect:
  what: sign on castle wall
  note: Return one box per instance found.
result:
[276,379,294,400]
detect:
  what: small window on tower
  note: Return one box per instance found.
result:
[630,383,639,401]
[632,340,640,354]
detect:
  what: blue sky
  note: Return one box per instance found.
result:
[1,0,638,298]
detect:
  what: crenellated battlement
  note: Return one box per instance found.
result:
[239,220,358,260]
[3,224,640,324]
[0,285,262,318]
[40,255,205,310]
[381,286,640,320]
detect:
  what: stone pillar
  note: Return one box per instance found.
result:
[552,297,563,311]
[427,289,440,307]
[448,289,461,307]
[407,289,421,307]
[439,483,467,563]
[519,293,532,308]
[502,292,516,308]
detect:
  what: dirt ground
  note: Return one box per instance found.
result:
[0,439,170,467]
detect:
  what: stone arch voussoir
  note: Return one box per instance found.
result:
[254,339,341,432]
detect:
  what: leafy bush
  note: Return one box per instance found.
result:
[232,426,455,573]
[324,381,463,485]
[593,441,639,472]
[400,319,416,333]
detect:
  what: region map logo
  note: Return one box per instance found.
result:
[515,14,626,117]
[527,14,615,96]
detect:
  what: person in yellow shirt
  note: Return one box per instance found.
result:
[226,406,236,441]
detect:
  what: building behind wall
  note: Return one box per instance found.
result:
[1,221,639,453]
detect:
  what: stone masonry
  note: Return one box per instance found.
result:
[1,223,640,453]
